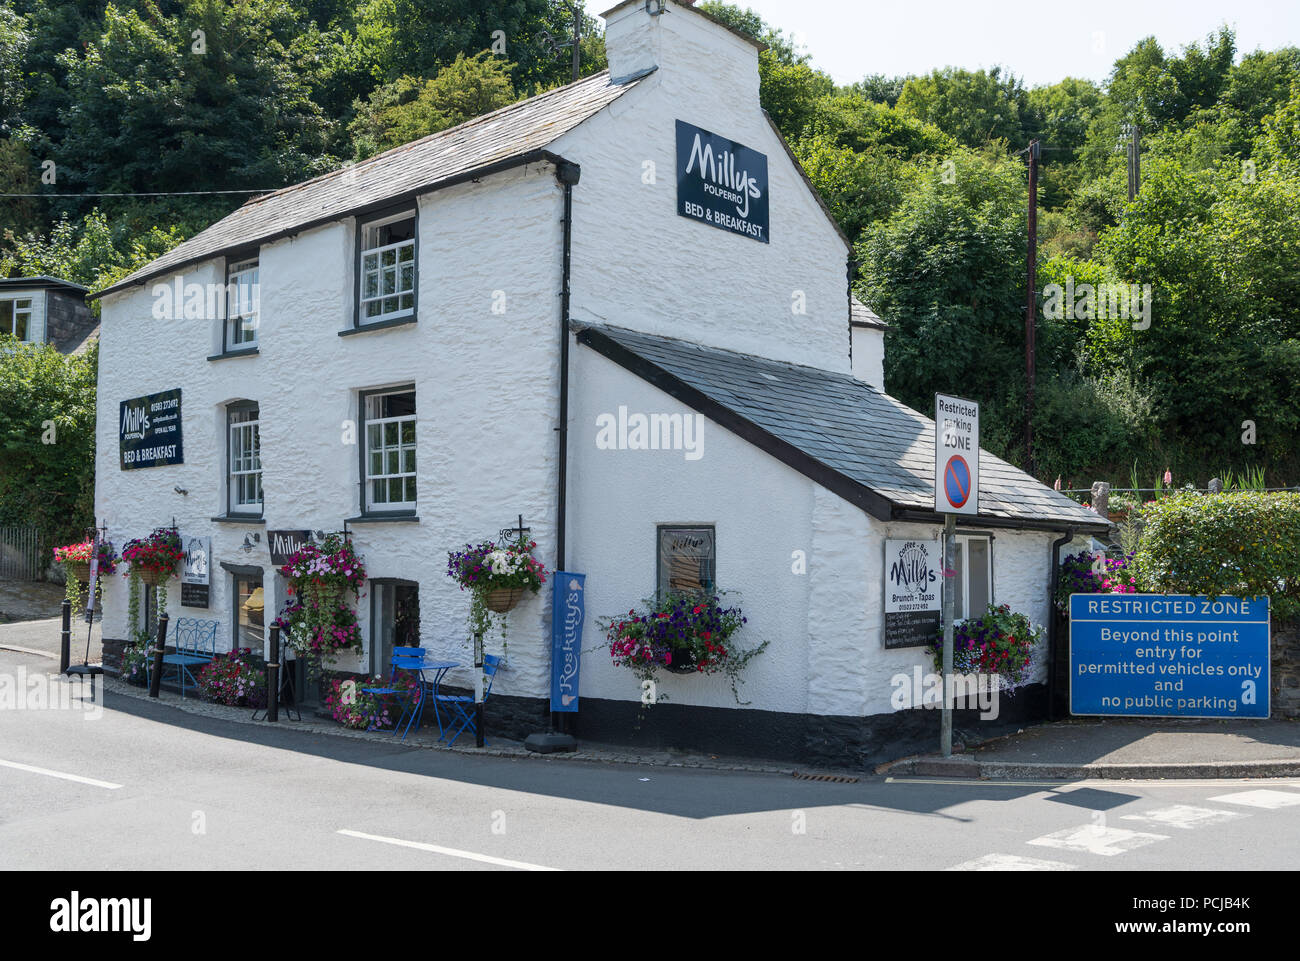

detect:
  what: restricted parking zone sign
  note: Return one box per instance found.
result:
[934,394,979,515]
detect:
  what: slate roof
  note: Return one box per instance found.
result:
[577,324,1111,534]
[94,70,642,300]
[850,296,887,330]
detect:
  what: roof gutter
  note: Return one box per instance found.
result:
[91,148,573,302]
[889,507,1111,537]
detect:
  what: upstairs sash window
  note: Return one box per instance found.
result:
[226,258,259,347]
[359,212,416,324]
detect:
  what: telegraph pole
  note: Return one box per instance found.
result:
[1024,139,1040,476]
[1126,124,1142,201]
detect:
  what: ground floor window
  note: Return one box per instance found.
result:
[657,525,716,597]
[233,572,265,651]
[952,533,992,620]
[370,580,420,675]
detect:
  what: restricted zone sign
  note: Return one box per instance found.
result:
[934,394,979,515]
[1069,594,1269,718]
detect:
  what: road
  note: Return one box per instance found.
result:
[1,648,1298,871]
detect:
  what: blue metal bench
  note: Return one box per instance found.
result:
[142,618,218,696]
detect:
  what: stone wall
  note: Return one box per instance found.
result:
[1272,620,1300,719]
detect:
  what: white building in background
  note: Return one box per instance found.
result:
[92,0,1105,766]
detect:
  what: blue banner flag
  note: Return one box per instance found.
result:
[550,572,586,713]
[1070,594,1270,718]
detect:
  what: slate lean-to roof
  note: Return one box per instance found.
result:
[94,70,642,300]
[578,325,1111,535]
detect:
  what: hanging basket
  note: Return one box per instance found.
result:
[136,566,174,587]
[664,648,697,674]
[484,587,524,613]
[63,561,91,585]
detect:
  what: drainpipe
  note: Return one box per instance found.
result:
[525,158,582,755]
[1047,527,1075,720]
[555,160,580,572]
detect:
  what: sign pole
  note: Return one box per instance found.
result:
[941,514,956,757]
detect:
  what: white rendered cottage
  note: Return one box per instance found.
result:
[92,0,1106,765]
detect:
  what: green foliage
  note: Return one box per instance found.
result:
[0,337,97,550]
[896,65,1031,147]
[349,51,518,159]
[1134,492,1300,620]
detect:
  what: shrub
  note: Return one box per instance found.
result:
[1056,550,1139,611]
[1134,491,1300,620]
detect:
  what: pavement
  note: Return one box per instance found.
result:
[3,590,1299,780]
[881,717,1300,780]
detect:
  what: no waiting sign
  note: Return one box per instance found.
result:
[934,394,980,515]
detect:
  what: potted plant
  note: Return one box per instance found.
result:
[927,603,1043,688]
[197,648,268,707]
[1055,550,1138,613]
[121,527,183,587]
[446,534,547,648]
[53,539,117,612]
[273,533,366,664]
[602,592,765,704]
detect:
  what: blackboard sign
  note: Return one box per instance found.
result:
[676,120,769,243]
[119,388,183,470]
[883,539,941,649]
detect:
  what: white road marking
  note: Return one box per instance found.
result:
[1027,825,1169,856]
[337,829,559,871]
[1208,789,1300,810]
[947,853,1077,871]
[1120,805,1248,830]
[0,758,121,790]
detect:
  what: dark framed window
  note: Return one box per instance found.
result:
[233,571,265,651]
[0,295,34,341]
[359,387,416,514]
[227,401,263,515]
[953,533,993,621]
[656,525,716,597]
[370,579,420,676]
[356,209,416,325]
[225,257,259,348]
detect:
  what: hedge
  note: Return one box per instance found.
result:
[1134,491,1300,621]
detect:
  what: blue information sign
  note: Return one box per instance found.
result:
[550,572,586,713]
[1070,594,1270,718]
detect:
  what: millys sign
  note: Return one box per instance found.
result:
[675,120,769,243]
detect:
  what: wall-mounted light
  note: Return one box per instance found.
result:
[174,486,188,495]
[646,0,667,15]
[240,532,261,553]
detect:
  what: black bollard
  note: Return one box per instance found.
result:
[149,613,169,698]
[59,600,71,675]
[474,632,484,748]
[267,625,280,723]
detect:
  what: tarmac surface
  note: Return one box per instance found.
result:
[2,579,1298,778]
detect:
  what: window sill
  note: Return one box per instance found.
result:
[339,315,417,337]
[207,346,260,361]
[344,514,419,524]
[211,514,266,524]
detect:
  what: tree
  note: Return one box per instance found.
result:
[348,51,518,159]
[856,146,1031,458]
[0,337,98,549]
[896,66,1030,148]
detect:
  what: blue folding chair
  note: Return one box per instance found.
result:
[362,646,426,740]
[434,654,501,746]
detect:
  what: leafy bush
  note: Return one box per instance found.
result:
[120,642,151,687]
[1134,491,1300,620]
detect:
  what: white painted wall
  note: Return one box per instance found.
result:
[554,1,851,373]
[95,164,565,698]
[850,325,885,390]
[568,344,1058,717]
